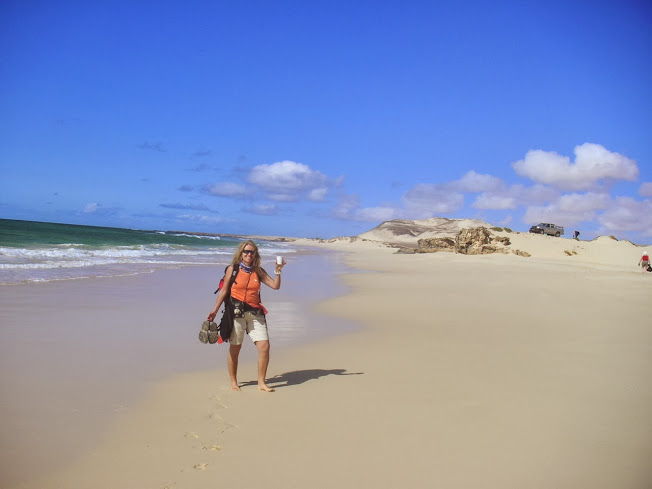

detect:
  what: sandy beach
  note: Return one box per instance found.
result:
[2,231,651,488]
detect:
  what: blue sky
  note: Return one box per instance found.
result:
[1,1,651,242]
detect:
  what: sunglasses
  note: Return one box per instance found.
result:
[242,249,255,255]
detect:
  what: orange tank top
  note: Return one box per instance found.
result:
[230,268,261,307]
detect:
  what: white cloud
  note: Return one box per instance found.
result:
[331,194,400,222]
[248,160,329,194]
[332,194,361,220]
[512,143,638,190]
[523,192,610,227]
[473,193,516,210]
[639,182,652,197]
[160,203,209,211]
[177,214,230,224]
[472,184,558,210]
[402,184,464,218]
[452,170,504,193]
[555,192,610,213]
[246,204,278,216]
[308,187,328,202]
[83,203,99,214]
[200,161,336,207]
[204,164,329,201]
[516,184,559,205]
[598,197,652,237]
[267,193,300,202]
[204,182,247,197]
[353,206,400,222]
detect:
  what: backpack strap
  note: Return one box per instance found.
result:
[230,265,239,284]
[214,264,240,294]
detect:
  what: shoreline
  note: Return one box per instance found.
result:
[4,240,652,488]
[0,250,357,488]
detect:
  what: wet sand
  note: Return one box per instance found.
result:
[0,251,354,488]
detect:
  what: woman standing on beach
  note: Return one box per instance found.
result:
[207,240,285,392]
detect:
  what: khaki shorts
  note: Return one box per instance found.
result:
[230,311,268,345]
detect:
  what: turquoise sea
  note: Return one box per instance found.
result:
[0,219,297,285]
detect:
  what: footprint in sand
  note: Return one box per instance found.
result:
[202,444,222,451]
[209,395,228,409]
[219,422,236,434]
[185,432,199,440]
[194,463,208,470]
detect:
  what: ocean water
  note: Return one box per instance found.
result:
[0,219,297,285]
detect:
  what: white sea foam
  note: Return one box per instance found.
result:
[166,232,222,240]
[0,245,228,265]
[0,242,298,284]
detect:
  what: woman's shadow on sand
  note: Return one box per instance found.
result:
[240,369,363,389]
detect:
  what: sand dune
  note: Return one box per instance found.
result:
[300,218,649,272]
[357,217,492,245]
[494,231,648,269]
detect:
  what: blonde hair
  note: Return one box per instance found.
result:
[231,239,262,274]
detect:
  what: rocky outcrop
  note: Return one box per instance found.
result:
[416,237,456,252]
[417,227,514,255]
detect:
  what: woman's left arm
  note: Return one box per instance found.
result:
[260,259,286,289]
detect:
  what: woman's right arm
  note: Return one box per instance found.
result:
[207,265,235,321]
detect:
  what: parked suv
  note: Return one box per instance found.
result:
[529,222,564,237]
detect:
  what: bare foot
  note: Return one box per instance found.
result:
[231,383,241,391]
[258,384,275,392]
